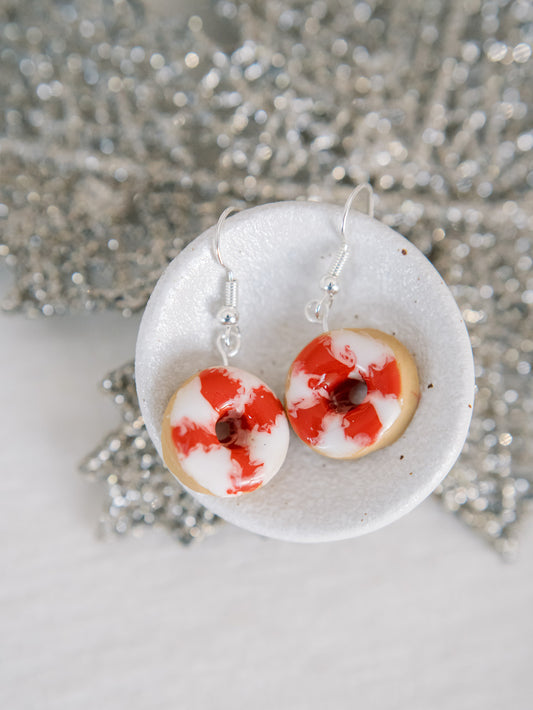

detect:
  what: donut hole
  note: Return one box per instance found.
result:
[215,412,249,449]
[330,379,368,414]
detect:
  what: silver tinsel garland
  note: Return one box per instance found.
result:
[80,362,222,543]
[1,0,532,556]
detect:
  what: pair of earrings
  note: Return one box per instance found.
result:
[161,186,420,498]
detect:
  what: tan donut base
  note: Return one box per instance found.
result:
[286,328,420,460]
[161,377,213,495]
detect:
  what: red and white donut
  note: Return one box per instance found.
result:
[161,366,289,497]
[285,328,419,459]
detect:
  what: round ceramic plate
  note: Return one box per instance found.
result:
[136,200,474,542]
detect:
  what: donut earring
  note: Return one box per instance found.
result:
[160,208,290,497]
[285,185,420,460]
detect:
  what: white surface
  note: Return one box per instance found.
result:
[1,313,532,710]
[136,201,474,541]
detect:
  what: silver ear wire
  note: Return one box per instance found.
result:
[305,183,375,332]
[212,207,242,366]
[341,183,374,237]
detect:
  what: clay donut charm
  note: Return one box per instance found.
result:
[285,328,420,459]
[161,366,290,497]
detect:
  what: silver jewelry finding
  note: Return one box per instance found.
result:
[305,183,375,331]
[213,207,242,366]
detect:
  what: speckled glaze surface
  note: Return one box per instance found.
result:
[135,201,475,542]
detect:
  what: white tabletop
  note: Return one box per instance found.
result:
[2,312,532,710]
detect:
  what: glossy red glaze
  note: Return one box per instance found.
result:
[172,420,217,457]
[366,358,401,398]
[171,367,285,495]
[287,332,401,450]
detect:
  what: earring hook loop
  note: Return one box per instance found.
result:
[214,206,240,278]
[305,183,374,332]
[340,183,375,242]
[213,207,242,366]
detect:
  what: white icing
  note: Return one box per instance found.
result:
[315,412,371,458]
[180,445,238,497]
[221,366,261,411]
[285,366,321,413]
[170,375,218,429]
[247,412,290,483]
[210,366,282,414]
[328,329,394,375]
[366,391,402,433]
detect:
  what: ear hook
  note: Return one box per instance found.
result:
[341,183,375,240]
[305,183,375,332]
[212,207,242,366]
[214,206,239,277]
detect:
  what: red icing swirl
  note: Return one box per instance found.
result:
[170,367,287,495]
[286,331,401,455]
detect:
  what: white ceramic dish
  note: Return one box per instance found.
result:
[135,200,475,542]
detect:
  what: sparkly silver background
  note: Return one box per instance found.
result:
[1,0,532,556]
